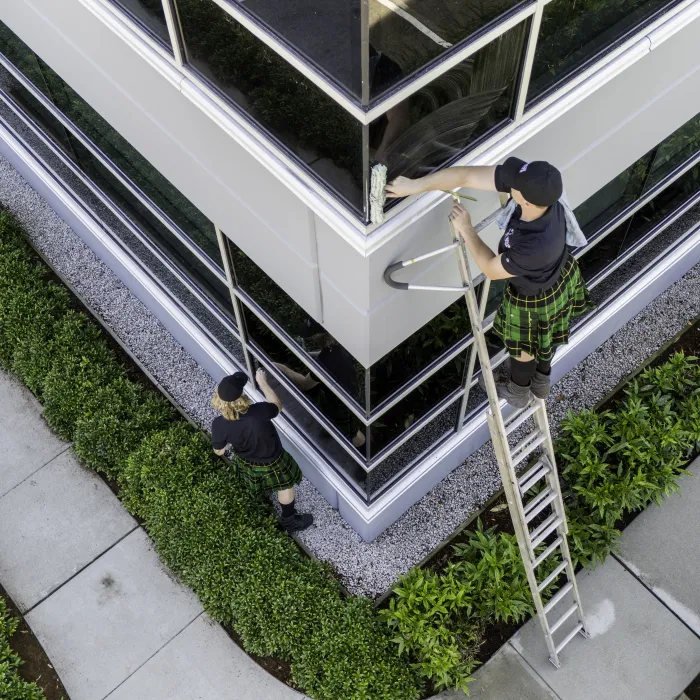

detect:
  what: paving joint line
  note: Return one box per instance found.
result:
[23,524,141,616]
[506,640,563,699]
[0,443,72,500]
[611,553,700,641]
[99,612,204,700]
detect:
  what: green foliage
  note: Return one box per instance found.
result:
[73,377,175,478]
[0,210,420,700]
[42,312,124,441]
[380,566,481,694]
[0,597,46,700]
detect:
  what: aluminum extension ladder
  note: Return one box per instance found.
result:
[384,195,589,667]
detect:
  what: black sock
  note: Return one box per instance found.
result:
[511,358,537,387]
[281,500,296,518]
[536,359,551,376]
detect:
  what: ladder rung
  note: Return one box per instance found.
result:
[523,485,553,515]
[512,433,546,468]
[505,402,539,435]
[538,560,569,593]
[519,460,551,494]
[549,603,579,635]
[510,428,542,458]
[525,490,558,523]
[530,512,559,543]
[544,581,574,615]
[555,622,585,655]
[534,536,563,568]
[531,515,563,549]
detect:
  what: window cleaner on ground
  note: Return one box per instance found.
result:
[384,158,594,408]
[211,369,314,533]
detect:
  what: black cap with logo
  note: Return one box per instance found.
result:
[217,372,248,401]
[498,157,563,207]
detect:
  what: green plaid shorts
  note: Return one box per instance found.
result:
[232,451,303,496]
[492,255,594,362]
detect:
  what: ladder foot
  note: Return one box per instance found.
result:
[548,654,562,669]
[579,627,591,640]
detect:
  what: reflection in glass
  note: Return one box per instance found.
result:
[578,166,700,282]
[0,22,220,263]
[243,307,366,450]
[368,0,526,99]
[528,0,681,104]
[224,236,366,407]
[111,0,172,47]
[372,21,528,185]
[369,356,464,456]
[232,0,362,98]
[574,111,700,236]
[174,0,364,214]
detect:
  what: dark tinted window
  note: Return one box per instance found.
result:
[528,0,681,104]
[372,21,529,186]
[112,0,172,47]
[174,0,364,214]
[368,0,527,100]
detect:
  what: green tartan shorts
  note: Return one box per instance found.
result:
[492,255,594,362]
[232,450,303,496]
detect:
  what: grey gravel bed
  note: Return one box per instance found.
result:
[2,146,700,598]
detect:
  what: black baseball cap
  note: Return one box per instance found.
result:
[498,157,563,207]
[217,372,248,401]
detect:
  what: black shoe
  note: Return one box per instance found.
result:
[282,512,314,533]
[479,373,532,408]
[530,370,551,400]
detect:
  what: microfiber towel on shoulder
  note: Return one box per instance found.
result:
[496,191,588,249]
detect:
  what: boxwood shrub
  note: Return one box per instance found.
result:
[0,596,46,700]
[0,210,420,699]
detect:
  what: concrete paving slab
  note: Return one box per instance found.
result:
[105,613,305,700]
[432,643,558,699]
[26,528,203,700]
[0,449,137,611]
[618,459,700,635]
[0,370,68,497]
[512,558,700,700]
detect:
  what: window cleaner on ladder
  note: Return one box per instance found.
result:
[385,159,594,407]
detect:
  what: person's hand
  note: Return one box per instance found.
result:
[255,368,269,386]
[385,176,417,199]
[448,201,474,237]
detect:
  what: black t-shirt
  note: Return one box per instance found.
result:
[211,402,283,463]
[316,345,356,392]
[494,163,568,296]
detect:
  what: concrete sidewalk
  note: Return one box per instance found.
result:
[0,369,304,700]
[439,459,700,700]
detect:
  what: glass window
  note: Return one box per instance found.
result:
[222,234,366,407]
[0,21,220,264]
[111,0,172,48]
[173,0,365,215]
[372,21,529,187]
[575,111,700,237]
[368,0,528,100]
[528,0,682,105]
[578,165,700,282]
[369,356,464,456]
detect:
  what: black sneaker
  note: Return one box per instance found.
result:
[282,512,314,533]
[479,373,531,408]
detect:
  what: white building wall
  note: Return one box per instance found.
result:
[3,0,699,369]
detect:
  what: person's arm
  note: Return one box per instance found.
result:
[256,368,283,411]
[211,418,229,456]
[213,447,227,456]
[273,362,319,391]
[448,202,515,281]
[386,165,498,199]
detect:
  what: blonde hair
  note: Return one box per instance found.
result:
[212,390,251,421]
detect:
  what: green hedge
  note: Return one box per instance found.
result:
[383,347,699,692]
[0,210,420,699]
[0,596,46,700]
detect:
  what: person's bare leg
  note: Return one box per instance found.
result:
[277,487,294,505]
